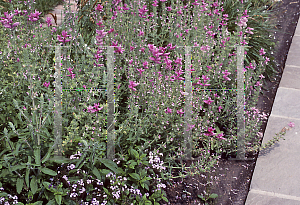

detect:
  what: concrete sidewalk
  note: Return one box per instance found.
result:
[245,15,300,205]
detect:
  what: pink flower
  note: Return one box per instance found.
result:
[204,97,213,105]
[218,106,222,112]
[259,48,266,55]
[166,7,172,11]
[177,109,184,115]
[237,16,248,28]
[128,80,139,91]
[245,27,254,34]
[57,30,72,44]
[216,133,226,140]
[165,107,172,114]
[43,82,50,88]
[204,127,216,136]
[143,61,149,69]
[288,122,295,128]
[174,58,182,65]
[138,30,144,36]
[95,4,103,12]
[137,68,145,76]
[123,4,129,10]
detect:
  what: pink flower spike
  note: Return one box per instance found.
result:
[128,80,139,91]
[204,97,213,105]
[218,106,222,112]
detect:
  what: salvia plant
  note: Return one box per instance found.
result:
[0,0,293,204]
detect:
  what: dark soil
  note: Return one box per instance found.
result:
[159,1,300,204]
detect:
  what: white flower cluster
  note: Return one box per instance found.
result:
[149,151,166,170]
[70,151,82,159]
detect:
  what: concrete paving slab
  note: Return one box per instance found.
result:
[269,87,300,119]
[250,115,300,191]
[245,115,300,205]
[284,36,300,67]
[294,20,300,36]
[246,189,300,205]
[278,65,300,89]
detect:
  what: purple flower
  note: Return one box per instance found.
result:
[174,58,182,65]
[259,48,266,55]
[237,16,248,28]
[96,20,105,28]
[57,30,72,44]
[137,68,145,76]
[123,4,130,11]
[128,80,139,91]
[166,6,172,11]
[216,133,226,140]
[245,27,254,34]
[28,9,42,22]
[0,12,20,29]
[218,106,222,112]
[204,97,213,105]
[139,5,148,16]
[143,61,149,69]
[95,4,103,12]
[45,17,52,27]
[165,107,172,114]
[96,29,108,39]
[43,82,50,88]
[288,122,295,128]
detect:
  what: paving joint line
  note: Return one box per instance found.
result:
[285,64,300,68]
[249,189,300,201]
[277,86,300,91]
[269,114,300,121]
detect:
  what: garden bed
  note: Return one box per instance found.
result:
[158,0,300,204]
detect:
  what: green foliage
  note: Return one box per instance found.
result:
[221,0,282,85]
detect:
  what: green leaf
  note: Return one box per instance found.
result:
[48,156,72,164]
[40,167,57,176]
[103,187,109,195]
[46,200,56,205]
[162,196,168,202]
[99,169,111,176]
[98,158,119,174]
[75,152,86,169]
[92,167,101,180]
[32,201,43,205]
[30,176,38,194]
[41,146,54,164]
[25,168,30,187]
[11,165,26,172]
[129,173,140,181]
[130,147,139,159]
[16,178,24,194]
[144,183,149,191]
[34,148,41,166]
[43,182,51,189]
[209,193,218,199]
[55,194,62,205]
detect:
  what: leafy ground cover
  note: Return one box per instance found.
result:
[158,0,300,204]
